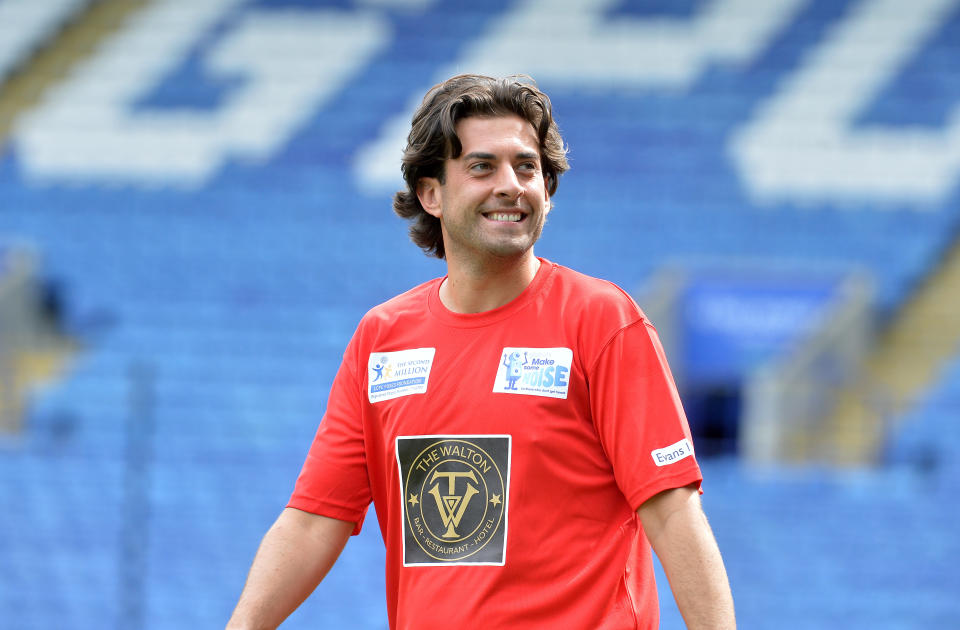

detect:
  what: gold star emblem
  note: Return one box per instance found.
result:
[489,494,501,506]
[408,493,419,506]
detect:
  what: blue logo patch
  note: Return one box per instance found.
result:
[492,347,573,399]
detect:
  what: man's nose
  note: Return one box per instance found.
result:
[494,166,524,200]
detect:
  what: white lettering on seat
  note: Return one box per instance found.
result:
[355,0,805,190]
[731,0,960,204]
[14,0,388,186]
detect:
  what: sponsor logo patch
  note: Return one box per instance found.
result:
[651,438,695,467]
[492,347,573,399]
[367,348,435,403]
[396,435,510,566]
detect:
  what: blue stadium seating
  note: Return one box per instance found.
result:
[1,0,959,628]
[884,353,960,479]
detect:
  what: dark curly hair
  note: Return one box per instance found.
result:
[392,74,570,259]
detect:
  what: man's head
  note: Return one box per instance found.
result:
[393,74,569,259]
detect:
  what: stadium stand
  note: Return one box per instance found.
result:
[885,353,960,478]
[0,241,66,434]
[0,0,958,628]
[0,0,90,84]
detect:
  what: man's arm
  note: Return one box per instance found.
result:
[638,484,736,629]
[226,507,355,630]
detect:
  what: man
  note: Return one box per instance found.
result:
[227,74,735,629]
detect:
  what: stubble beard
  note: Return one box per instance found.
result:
[465,208,546,264]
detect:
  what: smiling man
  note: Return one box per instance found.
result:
[228,74,735,630]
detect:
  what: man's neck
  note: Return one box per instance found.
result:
[439,252,541,314]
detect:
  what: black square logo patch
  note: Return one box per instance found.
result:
[395,435,511,566]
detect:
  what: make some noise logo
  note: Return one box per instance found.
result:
[368,348,436,403]
[396,436,511,566]
[492,347,573,399]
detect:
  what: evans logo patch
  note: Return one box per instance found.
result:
[367,348,436,403]
[651,439,695,467]
[492,347,573,399]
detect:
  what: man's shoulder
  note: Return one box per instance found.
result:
[548,261,644,315]
[359,276,439,327]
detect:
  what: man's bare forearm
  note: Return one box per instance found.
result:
[226,508,354,630]
[639,487,736,629]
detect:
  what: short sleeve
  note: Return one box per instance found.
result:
[288,342,373,535]
[588,319,702,511]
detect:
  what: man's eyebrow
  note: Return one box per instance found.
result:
[461,151,540,161]
[461,152,496,161]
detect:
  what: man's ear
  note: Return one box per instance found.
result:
[417,177,442,219]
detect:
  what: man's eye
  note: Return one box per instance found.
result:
[471,163,491,172]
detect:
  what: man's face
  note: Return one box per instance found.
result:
[417,114,551,265]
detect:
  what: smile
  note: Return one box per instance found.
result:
[484,212,524,222]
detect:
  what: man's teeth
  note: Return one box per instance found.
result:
[488,212,522,222]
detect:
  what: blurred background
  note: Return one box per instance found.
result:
[1,0,959,628]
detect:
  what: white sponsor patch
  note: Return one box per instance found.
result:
[367,348,435,403]
[492,347,573,399]
[651,439,695,467]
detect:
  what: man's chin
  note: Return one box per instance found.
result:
[478,241,539,264]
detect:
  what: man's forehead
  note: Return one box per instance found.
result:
[454,115,540,155]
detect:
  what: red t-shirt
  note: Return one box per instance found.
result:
[289,259,702,629]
